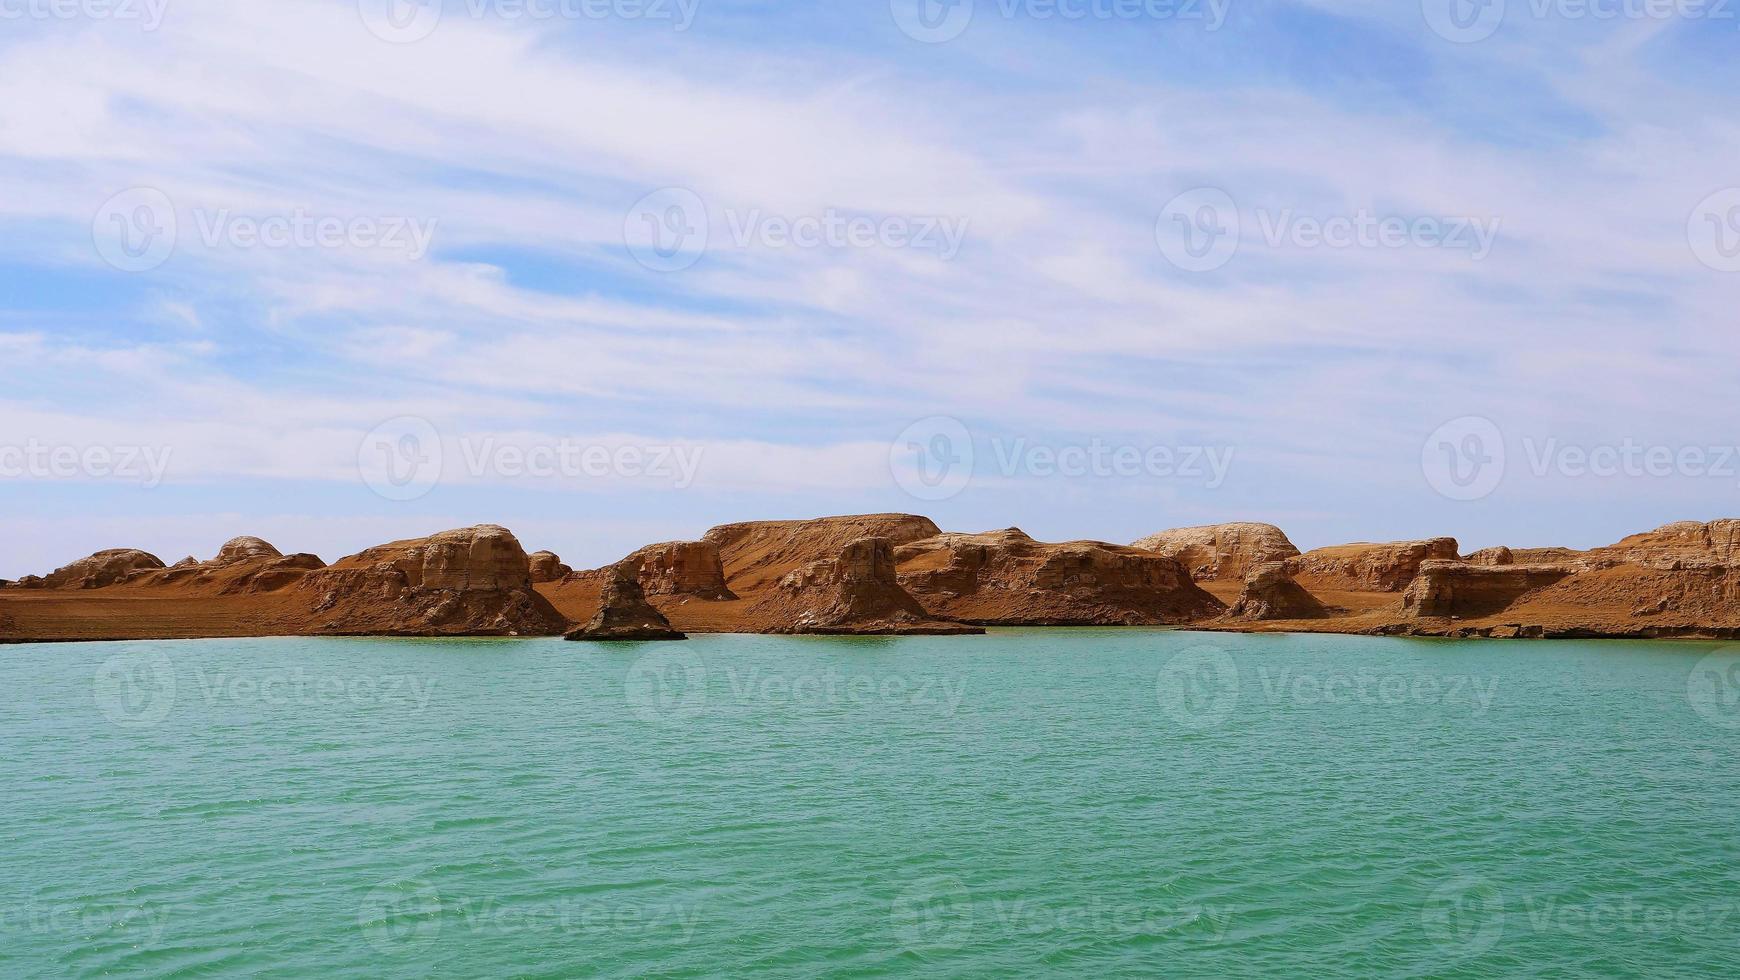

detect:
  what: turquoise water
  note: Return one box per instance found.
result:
[3,631,1739,977]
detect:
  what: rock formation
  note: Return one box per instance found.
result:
[1587,520,1740,570]
[1286,537,1460,592]
[297,525,567,636]
[1398,561,1574,619]
[39,549,166,589]
[623,540,734,599]
[214,536,282,564]
[895,528,1224,625]
[564,563,685,641]
[704,514,942,596]
[527,550,572,583]
[1131,522,1300,581]
[755,537,981,635]
[1463,546,1513,566]
[1225,562,1330,621]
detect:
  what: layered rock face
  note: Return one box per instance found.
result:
[297,525,567,636]
[1588,520,1740,570]
[624,540,734,599]
[704,514,942,597]
[1286,538,1460,592]
[38,549,166,589]
[895,528,1224,625]
[1131,523,1300,581]
[756,537,981,635]
[527,551,572,583]
[1399,561,1574,619]
[1463,546,1514,566]
[1225,562,1329,621]
[565,564,685,641]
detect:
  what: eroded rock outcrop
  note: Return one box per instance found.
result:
[1225,562,1329,621]
[895,528,1224,625]
[564,563,685,641]
[1286,537,1460,592]
[214,536,282,564]
[1463,546,1514,566]
[1399,560,1574,619]
[1131,522,1300,581]
[624,540,734,599]
[297,525,567,636]
[40,549,166,589]
[755,537,980,635]
[129,537,323,595]
[527,551,572,583]
[1588,520,1740,570]
[704,514,942,597]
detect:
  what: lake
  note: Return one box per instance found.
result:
[3,630,1738,976]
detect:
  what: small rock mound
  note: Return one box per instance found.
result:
[1286,537,1460,592]
[40,549,166,589]
[565,564,686,641]
[1226,562,1329,621]
[757,537,981,635]
[1131,523,1300,581]
[527,551,572,583]
[214,536,283,564]
[624,540,734,599]
[1463,546,1514,566]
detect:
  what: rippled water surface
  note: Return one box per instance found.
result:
[3,631,1739,977]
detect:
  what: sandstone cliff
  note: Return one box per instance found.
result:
[704,514,942,597]
[1587,520,1740,570]
[623,540,734,599]
[1398,561,1574,619]
[1131,522,1300,581]
[527,551,572,583]
[895,528,1224,625]
[754,537,981,635]
[1286,537,1460,592]
[297,525,567,636]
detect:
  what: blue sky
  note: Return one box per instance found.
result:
[3,0,1739,577]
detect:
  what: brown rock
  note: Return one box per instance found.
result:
[704,514,942,597]
[1588,520,1740,570]
[1286,537,1460,592]
[214,536,282,564]
[565,564,685,641]
[1463,546,1513,566]
[1225,562,1329,621]
[41,549,166,589]
[896,528,1224,625]
[527,550,572,583]
[297,525,566,636]
[172,556,199,568]
[756,537,981,635]
[1399,560,1574,618]
[1131,522,1300,581]
[624,540,733,599]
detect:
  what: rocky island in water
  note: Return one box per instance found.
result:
[3,516,1740,643]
